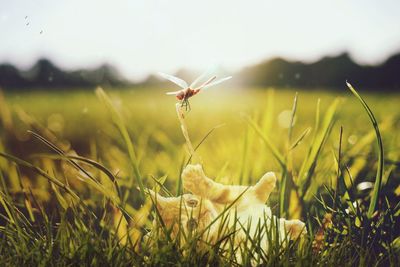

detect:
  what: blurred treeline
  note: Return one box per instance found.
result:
[0,52,400,91]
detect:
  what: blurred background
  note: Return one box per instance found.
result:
[1,0,400,90]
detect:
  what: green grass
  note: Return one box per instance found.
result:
[0,86,399,266]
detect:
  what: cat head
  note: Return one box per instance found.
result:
[148,190,218,238]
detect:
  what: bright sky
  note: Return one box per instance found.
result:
[1,0,399,80]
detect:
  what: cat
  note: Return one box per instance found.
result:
[147,164,306,260]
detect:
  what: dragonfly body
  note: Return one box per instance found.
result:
[158,71,232,111]
[175,88,200,101]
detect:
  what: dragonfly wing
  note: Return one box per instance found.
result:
[189,66,217,89]
[202,76,232,90]
[158,72,188,89]
[166,90,181,95]
[195,76,216,90]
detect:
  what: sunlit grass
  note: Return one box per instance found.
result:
[0,86,399,266]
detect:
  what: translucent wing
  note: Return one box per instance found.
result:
[201,76,232,90]
[196,76,217,90]
[189,66,216,89]
[166,90,181,95]
[158,72,188,89]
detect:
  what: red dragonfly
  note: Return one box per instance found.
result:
[159,71,232,110]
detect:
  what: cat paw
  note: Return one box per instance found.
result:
[253,172,277,202]
[182,164,208,195]
[259,172,277,188]
[284,219,307,239]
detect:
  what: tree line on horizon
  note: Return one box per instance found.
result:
[0,52,399,91]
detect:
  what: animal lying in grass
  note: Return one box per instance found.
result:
[146,164,306,260]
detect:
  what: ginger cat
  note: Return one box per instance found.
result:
[148,164,306,257]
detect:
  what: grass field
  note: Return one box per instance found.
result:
[0,86,399,266]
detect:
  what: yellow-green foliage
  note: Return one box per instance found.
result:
[3,87,398,187]
[0,87,399,266]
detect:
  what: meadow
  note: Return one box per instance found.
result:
[0,86,399,266]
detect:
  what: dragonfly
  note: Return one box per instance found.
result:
[158,70,232,111]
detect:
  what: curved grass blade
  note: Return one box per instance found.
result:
[298,98,339,199]
[185,123,225,166]
[31,153,122,200]
[15,166,35,222]
[0,173,15,224]
[333,126,343,209]
[280,93,298,217]
[245,116,285,168]
[289,127,311,151]
[346,82,384,218]
[30,153,132,220]
[287,92,298,142]
[28,131,98,185]
[96,87,145,201]
[0,152,97,218]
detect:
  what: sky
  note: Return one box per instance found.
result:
[0,0,400,80]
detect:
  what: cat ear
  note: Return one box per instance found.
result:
[283,219,307,239]
[253,172,276,202]
[147,189,169,211]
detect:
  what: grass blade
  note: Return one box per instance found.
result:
[0,152,97,218]
[346,82,384,218]
[245,116,285,168]
[289,127,311,151]
[298,98,339,199]
[280,93,298,216]
[96,87,145,201]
